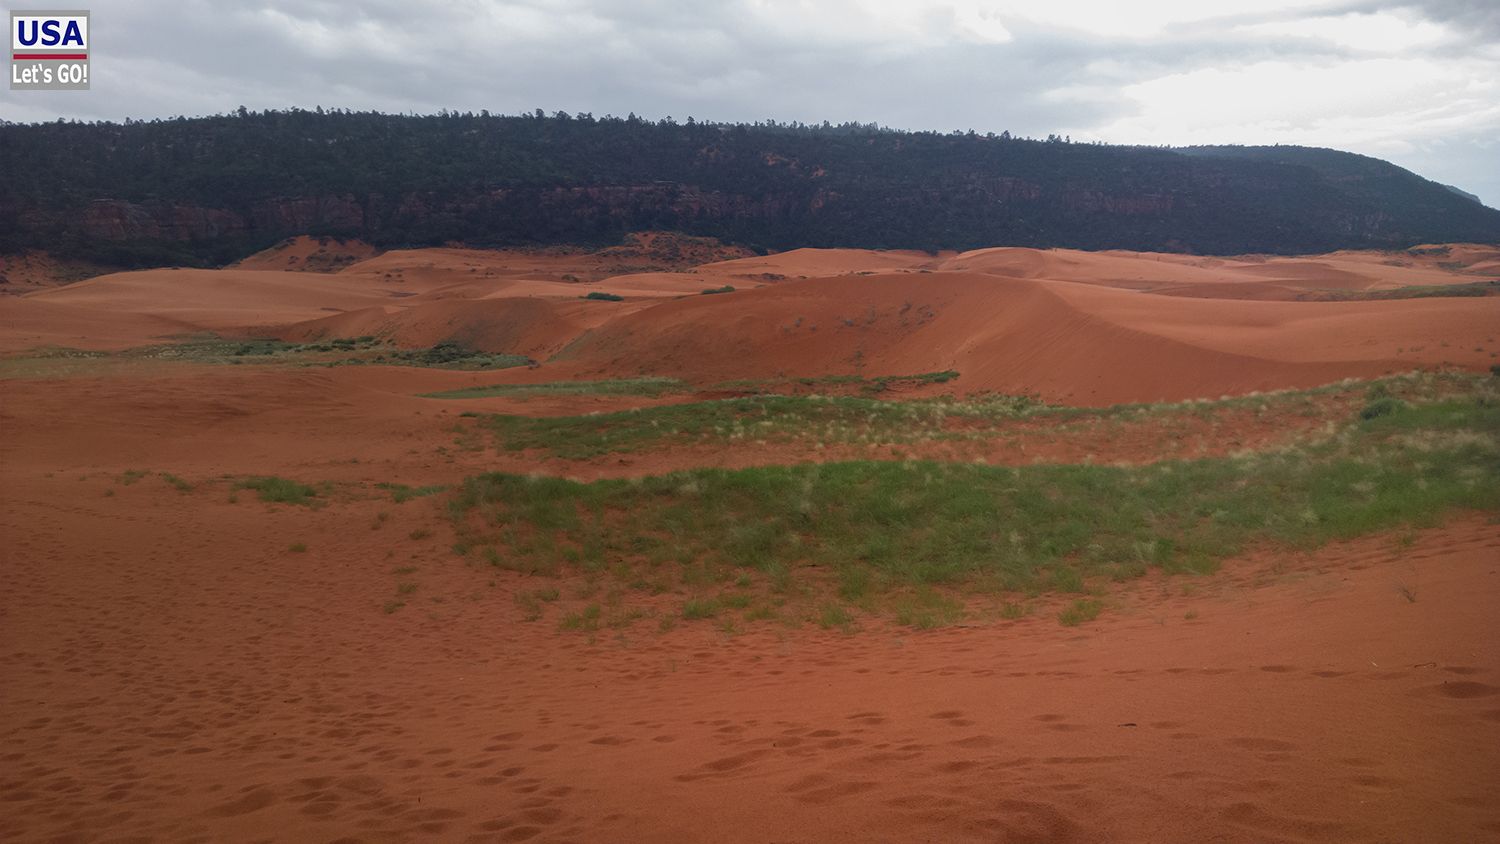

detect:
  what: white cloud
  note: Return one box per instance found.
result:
[985,0,1344,38]
[1236,11,1448,52]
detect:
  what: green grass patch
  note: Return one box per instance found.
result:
[682,598,718,620]
[479,392,1037,459]
[236,476,318,505]
[368,342,531,371]
[1300,280,1499,301]
[818,602,856,631]
[4,335,531,373]
[701,285,736,295]
[1058,598,1104,626]
[894,587,964,629]
[581,291,624,301]
[473,371,1485,461]
[118,469,149,485]
[715,370,960,395]
[421,377,687,400]
[446,382,1499,623]
[560,603,603,631]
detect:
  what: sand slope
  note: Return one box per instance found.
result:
[2,467,1495,842]
[554,272,1496,404]
[5,242,1498,403]
[231,235,380,272]
[4,240,1499,842]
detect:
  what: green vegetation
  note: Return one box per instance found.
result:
[129,335,378,363]
[701,285,736,295]
[421,377,687,400]
[449,382,1498,625]
[682,598,718,620]
[0,336,530,373]
[1058,599,1104,626]
[376,482,446,502]
[373,342,531,370]
[581,291,624,301]
[894,587,965,629]
[560,603,603,631]
[1300,280,1499,301]
[1360,397,1405,420]
[716,370,961,396]
[480,392,1038,459]
[818,602,855,631]
[475,371,1483,460]
[236,476,318,505]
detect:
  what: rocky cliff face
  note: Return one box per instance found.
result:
[80,196,367,242]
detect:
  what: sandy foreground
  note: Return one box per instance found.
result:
[1,240,1498,842]
[2,475,1496,843]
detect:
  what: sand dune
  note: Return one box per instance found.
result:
[3,240,1498,843]
[231,235,379,272]
[18,268,401,344]
[939,245,1498,295]
[554,271,1496,404]
[281,298,610,359]
[6,243,1497,402]
[699,247,946,278]
[0,297,195,351]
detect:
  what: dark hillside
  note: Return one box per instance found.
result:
[2,110,1496,266]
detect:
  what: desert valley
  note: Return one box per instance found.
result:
[1,231,1498,842]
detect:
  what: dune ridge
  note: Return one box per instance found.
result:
[5,242,1496,404]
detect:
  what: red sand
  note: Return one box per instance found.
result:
[232,236,380,273]
[2,242,1498,842]
[2,464,1496,842]
[553,271,1497,404]
[7,244,1495,401]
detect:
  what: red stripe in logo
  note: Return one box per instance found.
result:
[12,53,88,60]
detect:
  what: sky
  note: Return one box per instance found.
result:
[4,0,1498,207]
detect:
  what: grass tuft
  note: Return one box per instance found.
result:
[1058,599,1104,626]
[378,482,446,503]
[236,476,317,505]
[421,377,685,400]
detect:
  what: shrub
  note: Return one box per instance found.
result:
[682,598,718,620]
[1359,397,1404,420]
[1059,599,1104,626]
[818,602,855,631]
[701,285,735,295]
[581,291,624,301]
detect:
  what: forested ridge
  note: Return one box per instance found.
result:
[2,108,1496,266]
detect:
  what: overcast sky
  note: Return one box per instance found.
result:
[4,0,1497,206]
